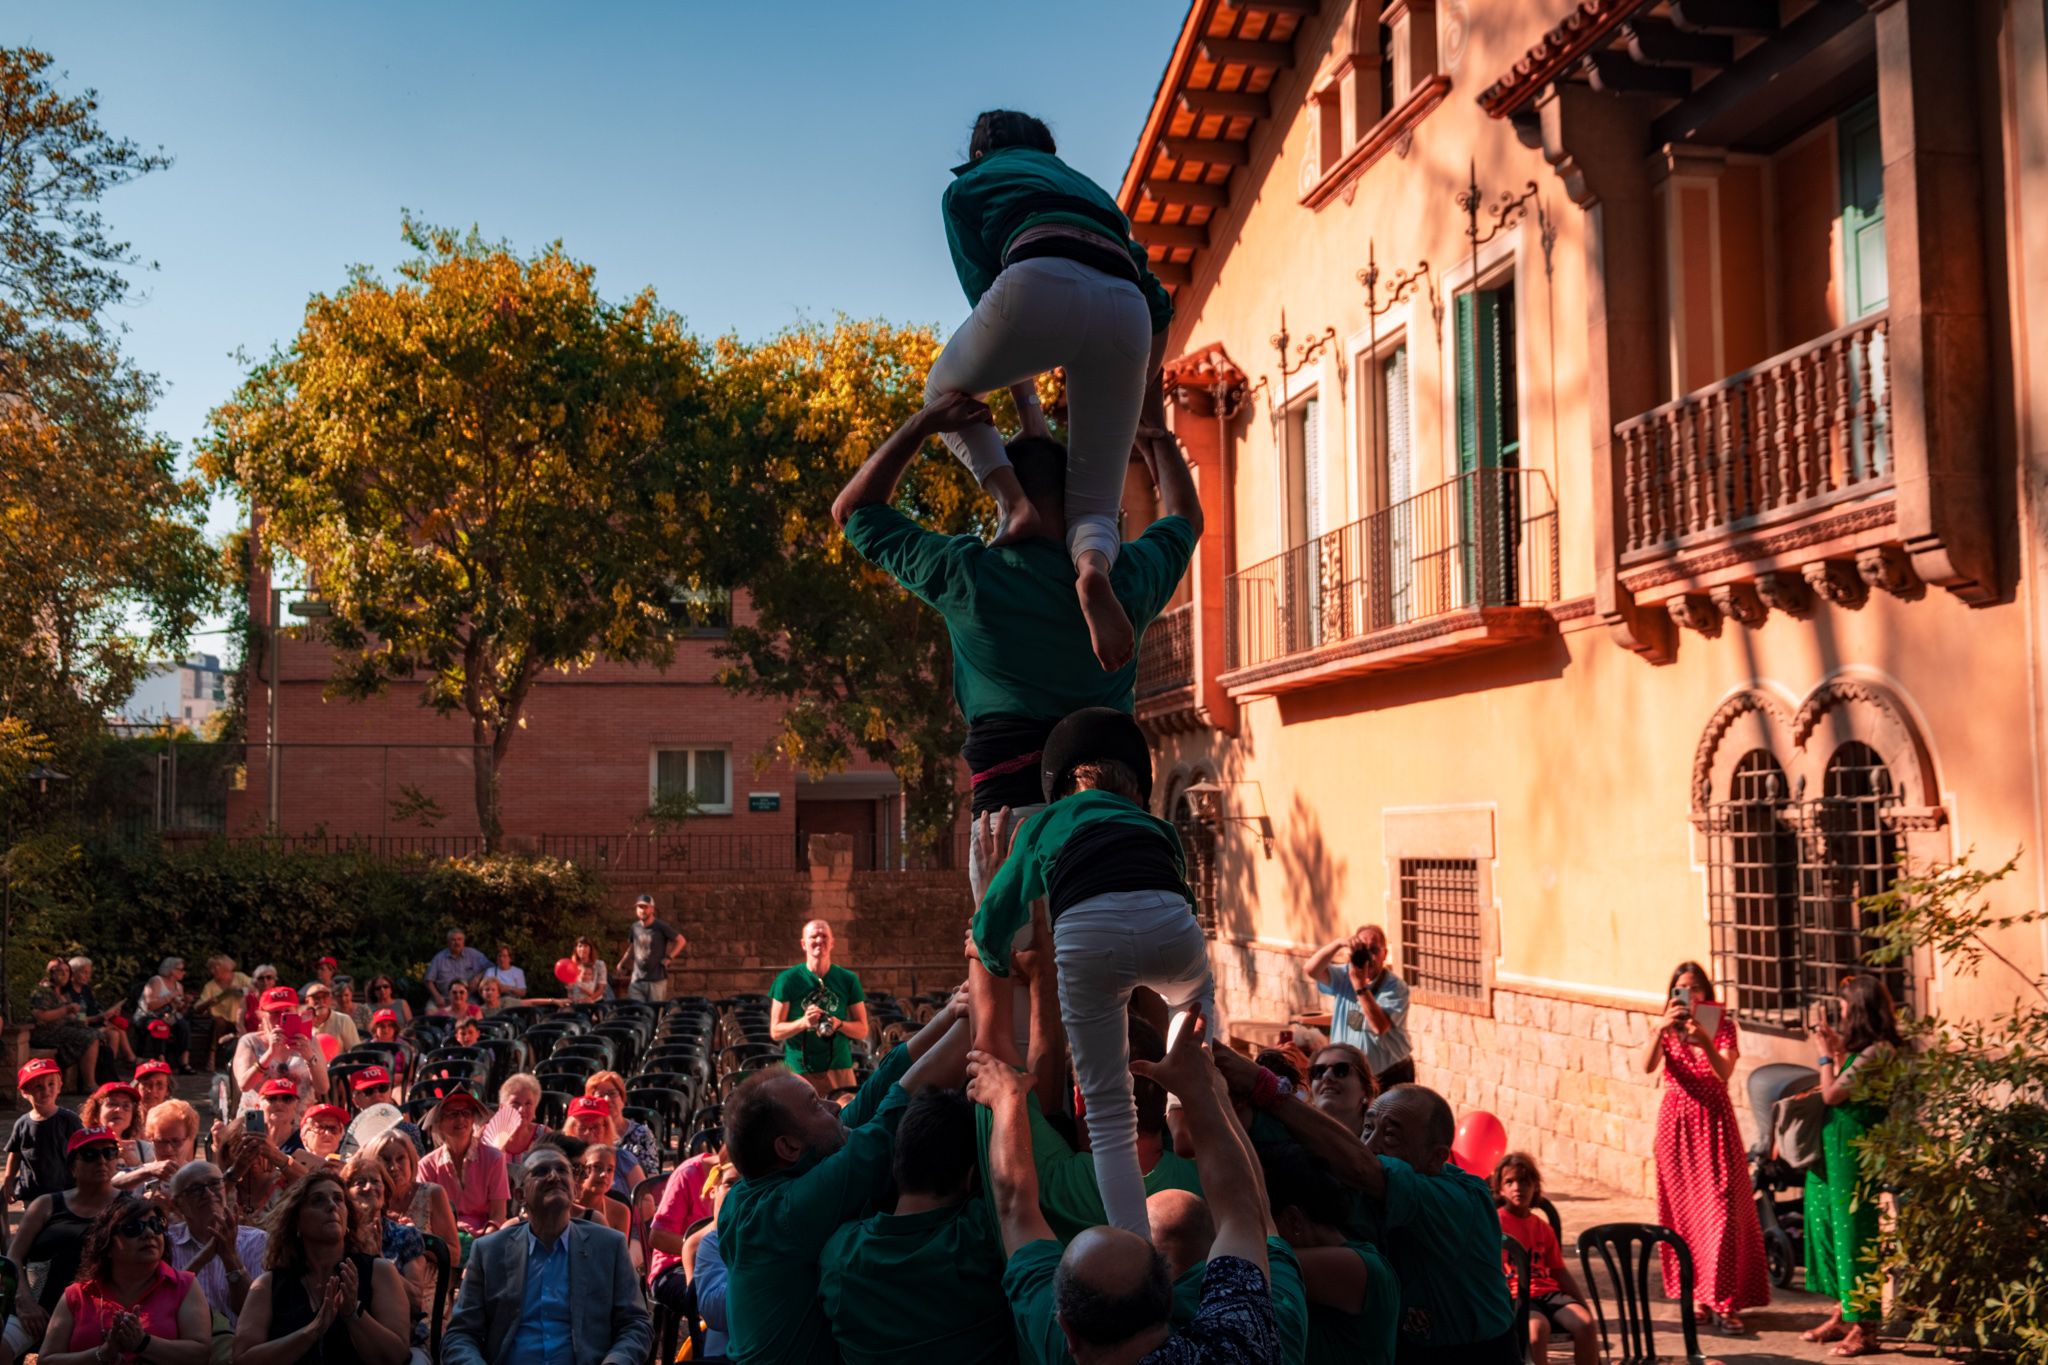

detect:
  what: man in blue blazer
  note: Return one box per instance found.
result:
[444,1133,652,1365]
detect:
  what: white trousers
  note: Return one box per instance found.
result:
[926,256,1152,566]
[1053,888,1216,1239]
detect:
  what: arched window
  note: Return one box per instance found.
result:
[1708,750,1800,1029]
[1799,741,1909,1013]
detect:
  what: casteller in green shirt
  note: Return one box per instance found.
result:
[1173,1236,1313,1365]
[1303,1239,1400,1365]
[843,506,1196,728]
[974,1088,1203,1243]
[1376,1156,1517,1353]
[818,1197,1015,1364]
[770,961,865,1075]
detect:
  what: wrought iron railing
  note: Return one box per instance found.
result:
[1617,312,1890,560]
[1224,466,1559,673]
[1136,603,1196,700]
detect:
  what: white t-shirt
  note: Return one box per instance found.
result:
[230,1032,317,1113]
[485,965,528,995]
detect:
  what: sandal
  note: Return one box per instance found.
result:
[1804,1322,1849,1344]
[1714,1310,1747,1334]
[1831,1326,1877,1357]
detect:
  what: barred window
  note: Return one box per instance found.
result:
[1798,741,1909,1013]
[1708,750,1801,1030]
[1398,857,1484,1001]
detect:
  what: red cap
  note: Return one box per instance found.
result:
[259,1078,301,1100]
[146,1019,171,1039]
[66,1127,119,1157]
[350,1065,393,1091]
[259,986,300,1012]
[133,1060,173,1081]
[305,1103,349,1126]
[436,1090,486,1117]
[371,1008,399,1025]
[567,1095,613,1122]
[91,1081,141,1105]
[318,957,338,968]
[17,1057,62,1087]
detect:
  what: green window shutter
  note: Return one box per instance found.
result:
[1454,291,1479,476]
[1839,97,1887,320]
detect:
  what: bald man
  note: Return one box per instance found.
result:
[769,920,870,1096]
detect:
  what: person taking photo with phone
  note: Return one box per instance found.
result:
[1639,961,1769,1333]
[231,989,329,1114]
[1301,924,1415,1089]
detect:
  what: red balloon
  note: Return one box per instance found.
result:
[553,957,580,986]
[1452,1109,1509,1177]
[317,1032,342,1062]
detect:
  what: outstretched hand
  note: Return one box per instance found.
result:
[1129,1005,1211,1100]
[922,390,995,435]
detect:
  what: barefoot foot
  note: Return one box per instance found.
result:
[1803,1312,1848,1344]
[1831,1325,1876,1357]
[1077,558,1134,671]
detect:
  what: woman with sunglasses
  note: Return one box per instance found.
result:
[6,1127,126,1347]
[35,1192,209,1365]
[1305,1043,1377,1136]
[235,1168,409,1365]
[362,978,411,1027]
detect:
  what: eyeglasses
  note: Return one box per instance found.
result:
[115,1213,168,1238]
[1308,1061,1356,1082]
[178,1177,226,1199]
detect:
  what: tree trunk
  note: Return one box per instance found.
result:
[472,717,501,854]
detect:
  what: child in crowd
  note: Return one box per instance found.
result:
[3,1058,84,1217]
[969,705,1215,1240]
[1494,1151,1600,1365]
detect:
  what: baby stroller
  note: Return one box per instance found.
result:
[1747,1061,1820,1286]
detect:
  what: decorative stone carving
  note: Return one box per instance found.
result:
[1802,559,1868,608]
[1710,582,1766,627]
[1756,570,1813,617]
[1690,689,1795,811]
[1856,544,1921,598]
[1667,594,1720,636]
[1441,0,1469,73]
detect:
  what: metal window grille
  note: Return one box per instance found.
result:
[1398,857,1484,1000]
[1794,741,1910,1015]
[1707,751,1802,1030]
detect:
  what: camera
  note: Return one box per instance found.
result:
[1349,946,1371,968]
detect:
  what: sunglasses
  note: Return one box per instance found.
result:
[116,1213,168,1238]
[74,1146,122,1163]
[1308,1061,1357,1082]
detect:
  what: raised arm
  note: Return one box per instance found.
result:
[967,1052,1057,1255]
[831,392,994,527]
[1301,938,1347,986]
[1215,1045,1385,1199]
[1138,425,1204,539]
[1133,1010,1268,1277]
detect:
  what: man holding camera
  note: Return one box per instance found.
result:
[1302,925,1415,1089]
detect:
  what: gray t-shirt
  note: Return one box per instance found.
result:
[628,918,681,982]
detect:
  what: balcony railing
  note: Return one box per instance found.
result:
[1618,313,1890,561]
[1225,466,1559,673]
[1136,603,1195,701]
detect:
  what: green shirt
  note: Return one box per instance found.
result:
[943,145,1175,333]
[1374,1157,1516,1350]
[819,1198,1015,1364]
[1304,1240,1400,1365]
[973,790,1193,976]
[770,962,866,1074]
[1171,1238,1312,1365]
[1017,1091,1203,1242]
[842,507,1196,726]
[720,1084,907,1365]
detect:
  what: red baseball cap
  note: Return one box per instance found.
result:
[259,1078,301,1100]
[146,1019,171,1039]
[436,1090,486,1118]
[91,1081,141,1105]
[259,986,300,1012]
[350,1065,394,1091]
[17,1057,62,1087]
[305,1103,349,1126]
[66,1127,119,1157]
[317,957,338,968]
[133,1060,173,1081]
[566,1095,612,1122]
[371,1008,399,1025]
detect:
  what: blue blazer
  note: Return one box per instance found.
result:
[443,1216,651,1365]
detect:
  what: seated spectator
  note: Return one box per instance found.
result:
[691,1219,732,1360]
[166,1158,269,1328]
[28,958,102,1090]
[302,982,361,1052]
[299,1103,350,1166]
[144,1099,202,1172]
[37,1192,211,1365]
[367,1129,458,1253]
[314,957,340,990]
[341,1154,431,1354]
[425,930,490,1013]
[134,1058,175,1118]
[488,1073,549,1174]
[193,955,252,1071]
[1495,1153,1598,1365]
[233,1168,410,1365]
[483,945,526,1001]
[418,1090,509,1238]
[80,1081,177,1190]
[7,1126,123,1349]
[363,976,411,1027]
[474,976,506,1015]
[583,1071,661,1178]
[436,980,483,1022]
[136,956,197,1075]
[1263,1149,1399,1365]
[975,1008,1279,1364]
[364,1011,414,1082]
[571,1142,633,1238]
[561,1097,641,1200]
[215,1124,290,1222]
[565,936,609,1004]
[819,1087,1010,1362]
[647,1134,724,1306]
[718,1000,971,1362]
[336,979,370,1033]
[442,1137,651,1365]
[231,988,330,1114]
[68,955,137,1074]
[5,1058,83,1220]
[259,1078,307,1155]
[451,1014,485,1050]
[345,1065,423,1152]
[240,966,280,1035]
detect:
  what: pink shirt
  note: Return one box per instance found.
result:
[647,1153,718,1283]
[63,1264,195,1358]
[419,1140,510,1233]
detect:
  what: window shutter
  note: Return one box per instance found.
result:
[1302,397,1324,541]
[1838,98,1887,320]
[1385,345,1413,623]
[1454,292,1479,476]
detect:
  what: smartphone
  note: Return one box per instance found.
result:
[1671,986,1689,1007]
[243,1110,266,1134]
[279,1013,311,1043]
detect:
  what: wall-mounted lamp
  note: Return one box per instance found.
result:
[1183,780,1275,859]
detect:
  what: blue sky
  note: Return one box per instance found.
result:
[22,0,1187,615]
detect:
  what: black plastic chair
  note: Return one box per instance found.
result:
[1576,1223,1706,1365]
[538,1089,574,1129]
[422,1233,452,1363]
[0,1254,18,1330]
[1502,1235,1534,1361]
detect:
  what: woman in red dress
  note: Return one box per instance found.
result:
[1640,960,1771,1332]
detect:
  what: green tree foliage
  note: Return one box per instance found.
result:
[201,219,717,847]
[704,320,1000,846]
[0,48,214,789]
[1857,851,2048,1360]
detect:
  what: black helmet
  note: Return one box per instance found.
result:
[1041,707,1152,805]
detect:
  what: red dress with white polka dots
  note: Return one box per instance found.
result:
[1652,1016,1771,1311]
